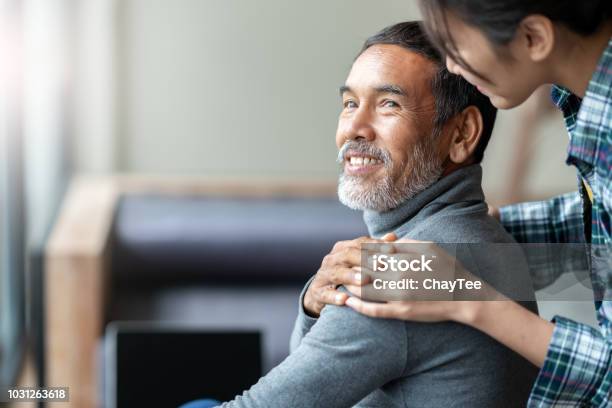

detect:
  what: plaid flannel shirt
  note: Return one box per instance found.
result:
[500,37,612,407]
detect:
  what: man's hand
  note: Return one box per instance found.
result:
[303,234,397,317]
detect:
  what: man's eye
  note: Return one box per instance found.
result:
[382,100,399,108]
[343,100,357,109]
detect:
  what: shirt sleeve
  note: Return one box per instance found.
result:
[529,317,612,407]
[217,300,407,408]
[499,191,585,244]
[500,192,589,290]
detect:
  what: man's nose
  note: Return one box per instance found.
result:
[345,107,375,142]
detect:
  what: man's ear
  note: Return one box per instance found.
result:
[448,105,482,165]
[516,15,555,62]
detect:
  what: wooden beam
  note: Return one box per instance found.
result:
[44,177,118,407]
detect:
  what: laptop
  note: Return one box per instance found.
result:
[104,322,262,408]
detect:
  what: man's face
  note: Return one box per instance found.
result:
[336,44,445,212]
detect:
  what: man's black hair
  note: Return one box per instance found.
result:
[359,21,497,163]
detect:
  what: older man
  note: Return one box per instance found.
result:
[188,21,538,408]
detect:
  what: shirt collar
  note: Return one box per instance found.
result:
[552,36,612,168]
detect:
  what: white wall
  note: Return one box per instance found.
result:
[115,0,420,178]
[72,0,117,174]
[113,0,577,197]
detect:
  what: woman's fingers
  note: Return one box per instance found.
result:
[332,236,381,252]
[344,284,362,296]
[328,247,362,268]
[319,286,349,306]
[333,235,398,254]
[488,205,500,220]
[345,297,456,322]
[324,266,363,286]
[307,235,444,316]
[345,297,404,318]
[381,232,397,241]
[305,283,349,316]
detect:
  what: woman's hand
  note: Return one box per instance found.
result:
[345,297,479,324]
[342,237,554,367]
[488,205,500,220]
[306,236,553,367]
[344,238,492,323]
[303,234,396,317]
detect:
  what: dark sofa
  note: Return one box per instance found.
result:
[109,194,367,370]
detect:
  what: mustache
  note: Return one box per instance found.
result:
[336,140,391,165]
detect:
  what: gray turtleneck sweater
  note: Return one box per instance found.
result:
[218,165,539,408]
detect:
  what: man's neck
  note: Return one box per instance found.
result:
[440,161,471,178]
[551,22,612,98]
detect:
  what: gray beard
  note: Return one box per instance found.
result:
[337,137,444,212]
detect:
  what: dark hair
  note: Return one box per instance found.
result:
[420,0,612,75]
[359,21,497,163]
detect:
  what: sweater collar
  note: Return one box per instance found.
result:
[363,164,485,238]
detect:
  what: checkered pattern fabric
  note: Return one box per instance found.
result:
[500,37,612,407]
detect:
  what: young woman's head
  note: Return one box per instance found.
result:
[419,0,612,108]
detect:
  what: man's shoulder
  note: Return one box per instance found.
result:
[402,206,516,244]
[401,207,536,303]
[312,296,407,355]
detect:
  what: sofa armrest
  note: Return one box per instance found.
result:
[45,176,119,407]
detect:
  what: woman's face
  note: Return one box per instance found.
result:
[441,12,548,109]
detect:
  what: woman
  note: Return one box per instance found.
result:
[309,1,612,406]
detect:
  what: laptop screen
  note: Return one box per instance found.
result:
[105,323,262,408]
